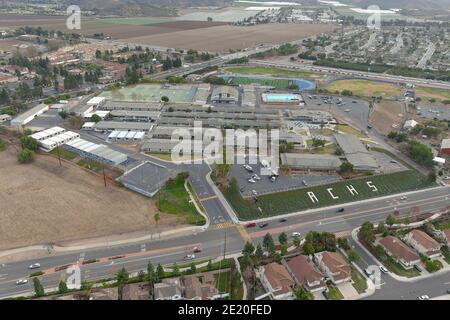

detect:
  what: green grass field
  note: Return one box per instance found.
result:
[351,267,367,294]
[416,86,450,102]
[327,285,344,300]
[157,176,206,226]
[326,80,402,98]
[50,147,78,160]
[224,66,322,80]
[226,76,292,89]
[224,170,434,220]
[78,158,103,172]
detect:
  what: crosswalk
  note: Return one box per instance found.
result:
[210,221,235,230]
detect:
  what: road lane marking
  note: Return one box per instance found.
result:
[200,195,218,202]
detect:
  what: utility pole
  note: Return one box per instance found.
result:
[56,145,62,167]
[102,163,107,188]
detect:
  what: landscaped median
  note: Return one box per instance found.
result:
[222,170,435,220]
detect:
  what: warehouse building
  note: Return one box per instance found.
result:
[334,134,379,172]
[107,130,146,143]
[64,138,128,166]
[11,104,49,127]
[287,110,336,125]
[109,110,161,122]
[30,126,80,152]
[30,126,66,141]
[99,101,163,112]
[280,153,342,172]
[93,121,154,132]
[211,86,239,104]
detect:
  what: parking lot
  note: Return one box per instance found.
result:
[371,150,408,173]
[417,104,450,120]
[229,163,340,197]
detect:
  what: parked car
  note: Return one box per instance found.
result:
[247,178,256,184]
[16,279,28,285]
[245,222,257,228]
[364,268,374,277]
[252,190,258,196]
[29,263,41,269]
[414,264,423,272]
[270,176,277,182]
[379,266,388,273]
[322,290,329,300]
[418,295,430,300]
[302,180,308,186]
[292,232,301,238]
[252,174,261,181]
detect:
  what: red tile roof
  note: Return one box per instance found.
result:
[379,236,420,263]
[286,255,325,289]
[264,262,295,295]
[319,251,351,282]
[408,230,440,250]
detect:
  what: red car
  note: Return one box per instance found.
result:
[245,222,257,228]
[193,246,202,253]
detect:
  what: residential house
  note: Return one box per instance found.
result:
[314,251,351,284]
[183,273,225,300]
[260,262,295,300]
[379,236,421,269]
[121,282,151,300]
[285,255,326,292]
[404,230,441,259]
[154,278,183,300]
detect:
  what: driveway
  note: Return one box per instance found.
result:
[338,281,358,299]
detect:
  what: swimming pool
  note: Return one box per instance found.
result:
[262,93,302,103]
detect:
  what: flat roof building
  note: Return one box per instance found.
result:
[335,134,379,172]
[93,121,154,132]
[11,104,49,127]
[211,86,239,104]
[64,138,128,165]
[280,153,342,171]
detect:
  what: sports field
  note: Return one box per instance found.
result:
[326,80,402,99]
[223,75,307,90]
[223,170,434,220]
[100,84,196,103]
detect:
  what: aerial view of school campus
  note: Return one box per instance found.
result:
[0,0,449,306]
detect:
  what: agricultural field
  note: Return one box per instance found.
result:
[326,80,402,99]
[0,146,187,250]
[127,23,335,52]
[224,170,434,220]
[100,17,175,25]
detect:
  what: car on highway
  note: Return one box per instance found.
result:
[400,196,408,201]
[184,254,195,260]
[245,222,257,228]
[337,208,345,213]
[418,295,430,300]
[292,232,301,238]
[259,223,269,228]
[379,265,388,273]
[29,263,41,269]
[193,247,202,253]
[279,218,287,223]
[16,279,28,285]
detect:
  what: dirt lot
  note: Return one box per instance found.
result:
[127,23,336,52]
[370,100,405,134]
[0,145,187,250]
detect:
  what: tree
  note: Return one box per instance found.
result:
[58,280,69,294]
[359,221,376,245]
[242,242,255,256]
[206,260,213,271]
[376,222,387,235]
[340,162,354,174]
[172,263,180,276]
[33,277,45,297]
[347,250,360,262]
[278,232,288,245]
[17,148,34,163]
[263,233,274,252]
[20,135,38,151]
[255,244,263,258]
[161,96,169,102]
[156,264,165,281]
[91,114,101,123]
[190,262,197,274]
[294,285,313,300]
[58,110,68,119]
[293,235,301,248]
[386,214,396,226]
[146,261,155,284]
[337,238,350,251]
[303,242,315,255]
[117,267,129,284]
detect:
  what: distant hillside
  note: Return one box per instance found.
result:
[340,0,450,10]
[60,0,233,16]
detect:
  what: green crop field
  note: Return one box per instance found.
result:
[224,170,434,220]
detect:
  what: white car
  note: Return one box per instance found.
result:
[379,265,388,273]
[418,295,430,300]
[29,263,41,270]
[184,254,195,260]
[247,178,256,184]
[400,196,408,201]
[16,279,28,285]
[292,232,301,238]
[252,190,258,196]
[252,174,261,181]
